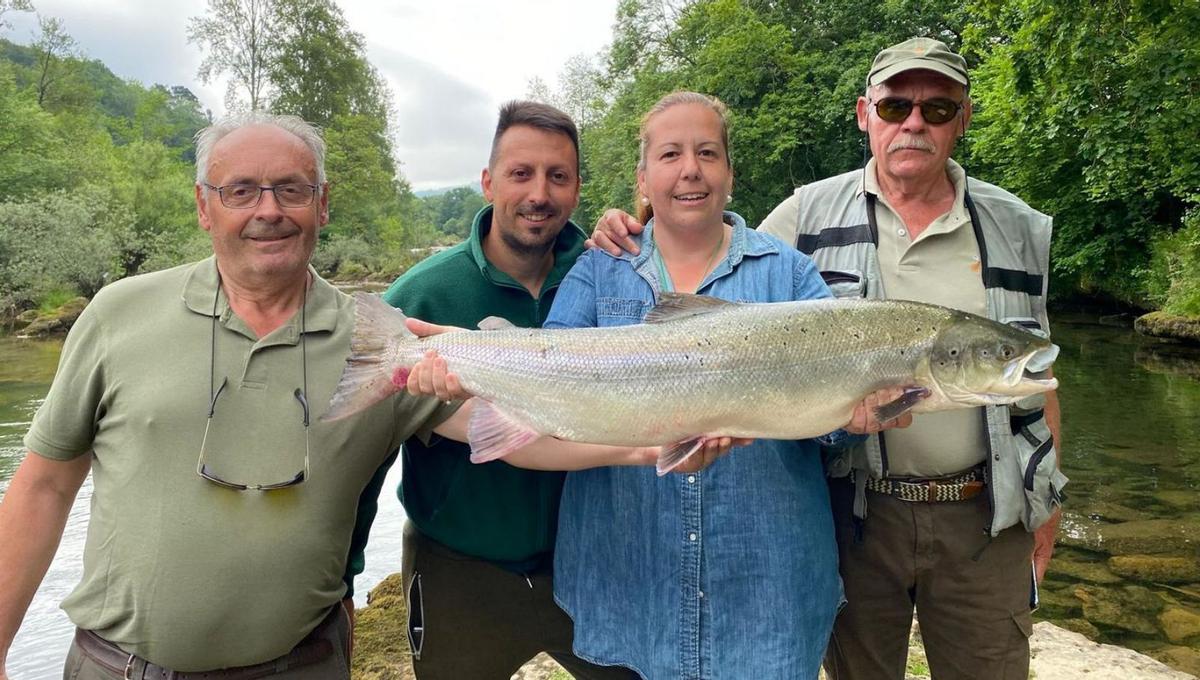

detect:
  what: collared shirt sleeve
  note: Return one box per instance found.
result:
[756,191,803,246]
[544,251,600,330]
[24,301,107,460]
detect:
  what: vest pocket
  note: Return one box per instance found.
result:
[1013,413,1067,530]
[820,269,866,299]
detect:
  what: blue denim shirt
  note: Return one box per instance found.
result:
[546,214,843,679]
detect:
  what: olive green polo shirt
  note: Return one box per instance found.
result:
[24,257,455,671]
[863,158,988,476]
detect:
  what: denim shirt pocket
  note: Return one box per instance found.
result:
[597,297,648,325]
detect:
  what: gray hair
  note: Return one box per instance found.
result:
[194,111,327,186]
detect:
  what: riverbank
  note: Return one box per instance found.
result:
[349,573,1198,679]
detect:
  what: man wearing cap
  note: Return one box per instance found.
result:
[588,37,1064,680]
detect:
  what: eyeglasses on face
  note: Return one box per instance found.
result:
[204,182,319,209]
[870,97,963,125]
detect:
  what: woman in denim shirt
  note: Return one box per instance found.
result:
[545,92,843,679]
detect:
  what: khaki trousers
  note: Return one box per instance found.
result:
[401,521,639,680]
[824,477,1035,680]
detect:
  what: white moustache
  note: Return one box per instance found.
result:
[887,136,936,153]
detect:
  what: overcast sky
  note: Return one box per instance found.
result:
[4,0,620,190]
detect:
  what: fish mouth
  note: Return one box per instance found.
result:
[1001,343,1060,395]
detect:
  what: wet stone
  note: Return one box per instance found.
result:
[1048,556,1124,585]
[1075,584,1165,636]
[1109,555,1200,585]
[1159,605,1200,644]
[1059,518,1200,556]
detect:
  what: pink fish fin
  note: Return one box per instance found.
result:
[872,386,931,423]
[656,436,707,476]
[321,293,413,422]
[477,316,516,330]
[644,293,737,324]
[467,400,541,464]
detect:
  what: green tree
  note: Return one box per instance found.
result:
[964,0,1200,305]
[187,0,277,111]
[31,14,76,107]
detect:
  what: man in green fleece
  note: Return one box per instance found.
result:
[360,101,635,678]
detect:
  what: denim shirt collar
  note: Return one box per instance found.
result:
[626,211,777,293]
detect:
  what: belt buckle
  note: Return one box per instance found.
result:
[926,480,938,503]
[124,654,135,680]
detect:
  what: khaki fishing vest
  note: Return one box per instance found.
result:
[786,168,1066,535]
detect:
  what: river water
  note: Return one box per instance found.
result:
[2,315,1198,677]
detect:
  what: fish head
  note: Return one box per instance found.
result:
[925,314,1059,406]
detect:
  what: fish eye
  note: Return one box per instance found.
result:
[948,348,959,357]
[1000,345,1015,359]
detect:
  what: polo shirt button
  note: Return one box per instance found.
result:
[689,532,698,541]
[897,228,907,236]
[687,475,696,484]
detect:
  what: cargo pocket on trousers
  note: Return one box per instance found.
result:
[407,572,425,661]
[820,269,866,299]
[1014,413,1068,530]
[1012,609,1033,639]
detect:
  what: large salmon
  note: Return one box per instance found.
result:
[324,292,1058,473]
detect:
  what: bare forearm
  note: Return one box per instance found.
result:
[504,437,654,471]
[0,452,90,662]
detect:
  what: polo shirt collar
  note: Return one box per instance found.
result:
[465,205,589,292]
[181,256,340,339]
[858,157,967,202]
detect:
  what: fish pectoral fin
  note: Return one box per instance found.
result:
[467,401,541,464]
[477,316,517,331]
[656,436,707,476]
[644,293,737,324]
[873,386,932,423]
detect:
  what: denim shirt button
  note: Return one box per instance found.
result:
[689,532,698,541]
[687,475,696,484]
[699,590,704,598]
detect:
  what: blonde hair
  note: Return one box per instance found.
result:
[634,91,732,224]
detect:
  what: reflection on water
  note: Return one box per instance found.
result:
[2,318,1199,676]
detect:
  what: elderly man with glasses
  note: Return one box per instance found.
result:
[0,113,466,679]
[591,38,1064,680]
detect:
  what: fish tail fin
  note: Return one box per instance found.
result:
[656,436,707,476]
[467,400,540,463]
[321,293,415,422]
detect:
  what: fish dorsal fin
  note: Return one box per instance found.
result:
[644,293,736,324]
[478,316,516,331]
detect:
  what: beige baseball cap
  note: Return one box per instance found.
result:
[867,37,969,87]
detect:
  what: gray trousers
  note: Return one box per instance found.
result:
[824,477,1036,680]
[401,520,639,680]
[63,605,351,680]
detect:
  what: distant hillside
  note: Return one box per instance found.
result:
[415,184,481,198]
[0,38,209,157]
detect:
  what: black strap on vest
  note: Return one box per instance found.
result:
[842,186,1044,297]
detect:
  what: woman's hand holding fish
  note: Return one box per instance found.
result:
[671,437,755,473]
[845,388,915,434]
[405,350,472,401]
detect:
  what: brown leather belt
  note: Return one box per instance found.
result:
[862,466,985,503]
[73,613,336,680]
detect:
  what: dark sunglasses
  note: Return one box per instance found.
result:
[871,97,963,125]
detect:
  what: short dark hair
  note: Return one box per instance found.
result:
[489,100,580,174]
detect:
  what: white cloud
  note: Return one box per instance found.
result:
[3,0,618,190]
